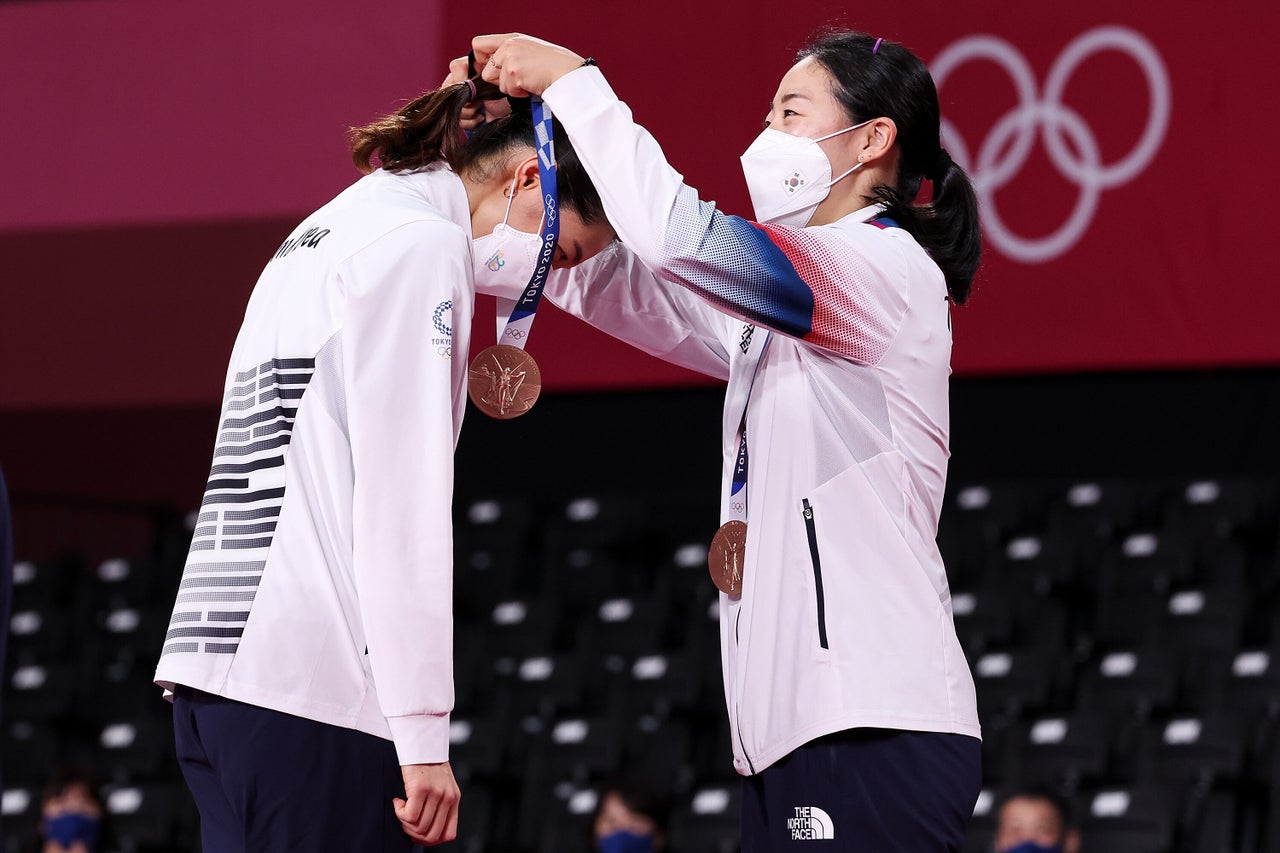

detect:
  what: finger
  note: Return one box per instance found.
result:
[471,32,520,68]
[445,795,460,843]
[498,63,531,99]
[393,791,423,827]
[423,787,457,844]
[441,56,470,88]
[412,788,443,836]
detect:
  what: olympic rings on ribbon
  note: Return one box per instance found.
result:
[931,25,1171,263]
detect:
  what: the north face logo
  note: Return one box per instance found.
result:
[787,805,835,840]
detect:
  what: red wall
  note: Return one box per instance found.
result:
[3,1,1278,411]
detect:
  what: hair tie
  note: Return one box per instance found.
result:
[927,147,954,181]
[872,37,884,55]
[465,79,477,101]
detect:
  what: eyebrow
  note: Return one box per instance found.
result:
[779,93,811,106]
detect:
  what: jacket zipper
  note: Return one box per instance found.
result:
[732,609,756,773]
[802,498,829,650]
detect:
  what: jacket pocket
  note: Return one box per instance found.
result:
[801,498,829,650]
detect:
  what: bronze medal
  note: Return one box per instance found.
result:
[708,520,747,595]
[468,344,542,419]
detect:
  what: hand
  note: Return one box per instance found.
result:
[474,33,585,98]
[442,55,511,131]
[393,762,460,846]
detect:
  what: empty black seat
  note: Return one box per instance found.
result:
[668,784,742,853]
[1004,713,1113,793]
[1074,786,1176,853]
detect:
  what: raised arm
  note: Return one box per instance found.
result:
[477,37,908,364]
[476,241,733,380]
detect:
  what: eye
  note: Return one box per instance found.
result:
[782,109,798,118]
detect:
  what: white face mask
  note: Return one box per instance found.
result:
[471,176,544,287]
[740,120,872,227]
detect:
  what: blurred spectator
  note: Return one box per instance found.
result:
[592,781,670,853]
[39,769,103,853]
[993,787,1080,853]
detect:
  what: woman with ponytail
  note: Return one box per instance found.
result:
[155,78,614,853]
[455,30,985,850]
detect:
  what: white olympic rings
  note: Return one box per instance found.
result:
[931,25,1171,263]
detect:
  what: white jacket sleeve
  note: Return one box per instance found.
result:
[476,242,732,380]
[340,221,462,765]
[543,67,908,365]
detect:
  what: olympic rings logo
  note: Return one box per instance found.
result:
[931,25,1171,263]
[504,328,527,340]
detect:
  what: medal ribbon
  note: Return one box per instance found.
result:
[497,98,559,351]
[726,332,772,524]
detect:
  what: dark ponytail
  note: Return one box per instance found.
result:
[798,32,981,304]
[349,80,606,224]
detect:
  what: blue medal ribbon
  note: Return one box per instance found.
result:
[498,98,559,349]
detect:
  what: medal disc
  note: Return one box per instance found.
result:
[468,344,542,419]
[708,520,747,595]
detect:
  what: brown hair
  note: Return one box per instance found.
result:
[351,80,495,174]
[349,80,606,224]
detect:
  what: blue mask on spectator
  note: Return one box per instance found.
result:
[1004,843,1063,853]
[598,830,654,853]
[43,813,101,850]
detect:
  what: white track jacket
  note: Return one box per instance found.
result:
[537,67,981,774]
[154,164,473,766]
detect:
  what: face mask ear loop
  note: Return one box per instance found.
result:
[829,161,863,187]
[503,169,548,234]
[500,174,519,227]
[817,118,875,188]
[814,117,874,144]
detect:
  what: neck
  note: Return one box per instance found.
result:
[809,163,890,226]
[462,170,507,239]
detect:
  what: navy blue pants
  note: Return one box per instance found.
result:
[172,686,418,853]
[741,728,981,851]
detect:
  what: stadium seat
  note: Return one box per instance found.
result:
[483,598,559,661]
[1004,713,1114,793]
[1135,714,1245,791]
[1045,480,1144,569]
[102,782,182,850]
[1,720,58,786]
[6,606,72,662]
[5,660,76,721]
[524,715,624,783]
[10,557,79,611]
[623,716,697,793]
[971,648,1057,725]
[950,586,1015,653]
[1098,529,1196,598]
[493,653,588,722]
[668,784,742,853]
[1074,786,1177,853]
[536,785,599,853]
[1077,648,1179,719]
[93,716,173,783]
[962,787,1000,853]
[1,785,41,853]
[618,651,705,718]
[575,594,669,660]
[1163,477,1272,540]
